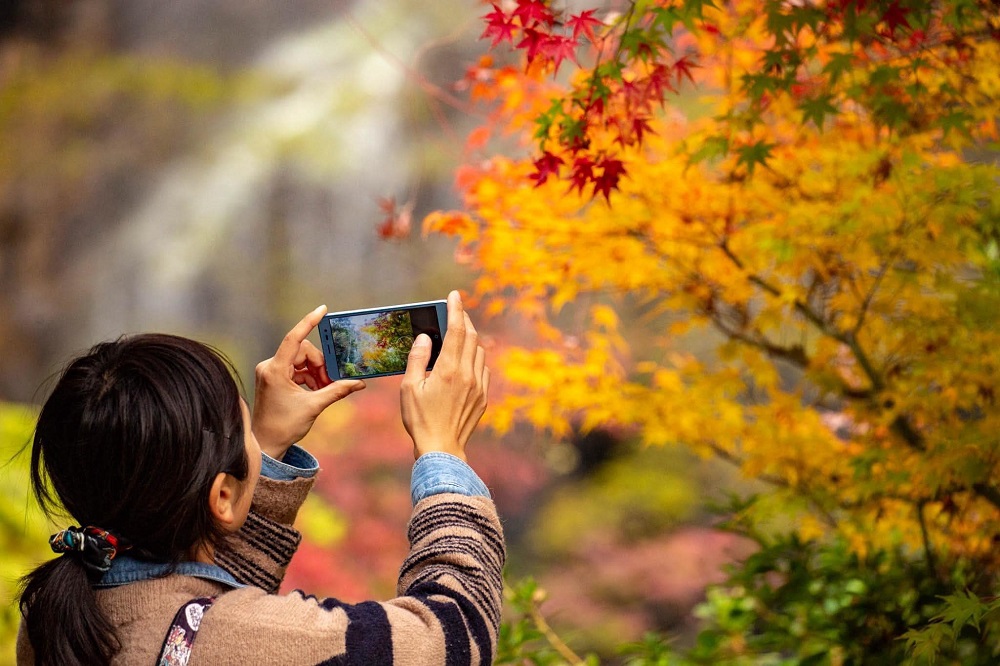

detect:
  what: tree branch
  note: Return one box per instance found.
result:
[708,309,810,367]
[706,443,840,528]
[718,240,848,343]
[852,256,895,338]
[972,483,1000,510]
[917,500,938,576]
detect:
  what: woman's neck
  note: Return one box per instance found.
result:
[188,541,215,564]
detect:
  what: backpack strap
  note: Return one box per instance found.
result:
[156,597,216,666]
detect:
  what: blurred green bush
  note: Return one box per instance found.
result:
[0,403,49,666]
[501,506,1000,665]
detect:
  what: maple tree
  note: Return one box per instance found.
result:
[359,311,414,373]
[427,0,1000,660]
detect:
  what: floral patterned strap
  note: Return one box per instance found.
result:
[157,597,216,666]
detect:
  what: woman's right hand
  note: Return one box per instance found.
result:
[400,290,489,461]
[253,305,365,461]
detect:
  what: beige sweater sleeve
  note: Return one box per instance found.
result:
[214,470,314,592]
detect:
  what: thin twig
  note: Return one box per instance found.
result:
[917,500,938,576]
[852,254,895,338]
[706,443,840,528]
[708,310,810,367]
[345,14,483,117]
[527,603,588,666]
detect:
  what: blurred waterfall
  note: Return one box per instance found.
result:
[72,4,470,372]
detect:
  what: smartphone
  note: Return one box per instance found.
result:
[318,300,448,380]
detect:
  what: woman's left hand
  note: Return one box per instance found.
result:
[252,305,365,460]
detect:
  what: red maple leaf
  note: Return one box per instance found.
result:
[645,63,677,100]
[879,0,910,37]
[569,155,595,194]
[539,34,578,73]
[629,115,654,144]
[530,151,564,187]
[906,29,927,48]
[594,157,626,201]
[832,0,869,12]
[567,9,602,43]
[673,55,697,86]
[516,27,548,63]
[585,90,605,117]
[376,196,413,239]
[621,78,642,107]
[513,0,555,27]
[481,5,518,47]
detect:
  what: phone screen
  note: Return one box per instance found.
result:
[323,303,444,379]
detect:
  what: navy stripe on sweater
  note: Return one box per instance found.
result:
[240,512,300,563]
[405,565,498,631]
[307,598,393,666]
[419,595,472,666]
[408,505,504,555]
[215,549,282,592]
[412,582,493,666]
[345,602,393,665]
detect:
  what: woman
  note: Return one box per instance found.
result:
[18,290,504,665]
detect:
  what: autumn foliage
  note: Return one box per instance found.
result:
[427,0,1000,660]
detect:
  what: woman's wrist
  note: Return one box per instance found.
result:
[253,429,291,462]
[412,438,466,462]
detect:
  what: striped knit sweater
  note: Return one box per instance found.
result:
[17,471,506,665]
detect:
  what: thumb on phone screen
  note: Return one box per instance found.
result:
[404,334,433,381]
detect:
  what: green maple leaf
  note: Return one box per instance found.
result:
[671,0,717,32]
[620,29,664,62]
[534,99,565,143]
[800,94,838,129]
[736,140,775,175]
[872,94,909,129]
[788,3,826,34]
[823,52,855,85]
[938,110,974,139]
[650,6,682,36]
[935,590,986,634]
[902,623,953,662]
[766,5,796,42]
[741,72,779,99]
[683,0,718,18]
[689,135,730,165]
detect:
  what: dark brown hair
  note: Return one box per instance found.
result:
[19,334,249,665]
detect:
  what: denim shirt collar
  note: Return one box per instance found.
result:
[93,554,245,590]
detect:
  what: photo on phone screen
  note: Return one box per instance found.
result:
[320,301,446,380]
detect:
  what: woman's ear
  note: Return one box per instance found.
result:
[207,472,242,530]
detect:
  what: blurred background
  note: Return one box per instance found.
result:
[0,1,746,663]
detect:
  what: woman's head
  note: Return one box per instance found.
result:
[22,333,257,665]
[31,333,252,560]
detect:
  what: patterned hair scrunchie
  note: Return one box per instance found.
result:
[49,526,129,576]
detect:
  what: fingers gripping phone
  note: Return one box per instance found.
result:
[318,300,448,380]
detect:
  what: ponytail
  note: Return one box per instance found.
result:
[20,556,119,666]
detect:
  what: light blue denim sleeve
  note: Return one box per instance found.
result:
[410,451,492,505]
[261,444,320,481]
